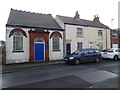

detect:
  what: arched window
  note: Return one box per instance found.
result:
[34,37,44,43]
[52,35,60,50]
[13,32,23,51]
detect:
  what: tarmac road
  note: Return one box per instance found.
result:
[2,59,119,88]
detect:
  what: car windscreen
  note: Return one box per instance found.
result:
[71,50,83,55]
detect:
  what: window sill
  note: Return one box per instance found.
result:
[98,38,103,40]
[12,50,24,53]
[76,36,83,38]
[52,49,61,52]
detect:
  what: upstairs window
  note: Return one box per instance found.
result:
[112,33,118,38]
[98,30,103,39]
[52,35,60,51]
[77,28,83,36]
[13,32,23,51]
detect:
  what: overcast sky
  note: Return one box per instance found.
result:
[0,0,119,41]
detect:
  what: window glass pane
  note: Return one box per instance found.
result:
[112,34,118,38]
[77,28,83,36]
[52,35,60,50]
[13,32,23,51]
[34,37,44,42]
[98,43,103,50]
[77,42,82,49]
[98,30,103,38]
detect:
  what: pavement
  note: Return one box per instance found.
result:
[1,60,65,74]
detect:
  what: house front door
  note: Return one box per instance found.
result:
[66,43,71,55]
[34,43,44,61]
[89,42,94,48]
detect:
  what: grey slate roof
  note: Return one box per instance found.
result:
[57,15,109,29]
[7,9,63,30]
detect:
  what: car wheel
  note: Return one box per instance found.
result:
[95,58,100,62]
[75,59,80,65]
[114,55,118,60]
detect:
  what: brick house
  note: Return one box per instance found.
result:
[6,9,64,64]
[110,29,120,48]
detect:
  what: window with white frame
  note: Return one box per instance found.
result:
[77,42,82,49]
[77,28,83,36]
[98,43,103,50]
[98,30,103,38]
[13,32,23,51]
[112,33,118,38]
[52,34,60,50]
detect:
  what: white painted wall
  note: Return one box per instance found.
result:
[6,27,29,64]
[49,30,64,60]
[65,24,111,53]
[6,27,64,64]
[55,16,64,29]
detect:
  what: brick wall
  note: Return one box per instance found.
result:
[29,30,49,62]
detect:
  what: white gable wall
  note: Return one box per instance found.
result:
[49,31,64,60]
[55,16,64,29]
[6,27,29,64]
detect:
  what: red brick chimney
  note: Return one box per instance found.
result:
[74,11,80,19]
[93,14,100,22]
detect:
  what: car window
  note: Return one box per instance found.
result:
[115,49,120,52]
[117,49,120,52]
[83,50,90,55]
[115,49,119,52]
[94,50,100,53]
[89,49,95,54]
[72,49,83,55]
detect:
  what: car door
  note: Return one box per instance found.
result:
[88,49,96,62]
[118,49,120,59]
[81,50,91,62]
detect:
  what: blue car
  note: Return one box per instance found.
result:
[64,49,102,65]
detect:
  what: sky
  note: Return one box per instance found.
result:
[0,0,119,41]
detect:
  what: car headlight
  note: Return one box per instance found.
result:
[69,57,74,59]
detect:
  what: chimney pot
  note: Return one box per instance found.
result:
[74,11,80,19]
[93,14,100,22]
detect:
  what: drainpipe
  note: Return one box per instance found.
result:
[106,29,108,49]
[63,24,66,57]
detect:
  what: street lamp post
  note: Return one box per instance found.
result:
[111,19,114,48]
[111,19,114,29]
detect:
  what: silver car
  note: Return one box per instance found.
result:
[101,48,120,60]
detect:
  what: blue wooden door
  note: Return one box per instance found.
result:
[35,43,44,61]
[66,43,71,55]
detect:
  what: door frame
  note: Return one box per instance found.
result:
[34,42,45,62]
[89,42,94,48]
[66,43,71,55]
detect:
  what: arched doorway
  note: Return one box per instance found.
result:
[34,37,45,61]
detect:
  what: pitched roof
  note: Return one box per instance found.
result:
[7,9,63,30]
[57,15,109,29]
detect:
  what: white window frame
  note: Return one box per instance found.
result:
[98,30,103,39]
[77,28,83,36]
[98,43,103,50]
[13,32,23,51]
[89,42,94,48]
[112,33,118,38]
[77,42,83,49]
[52,34,60,51]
